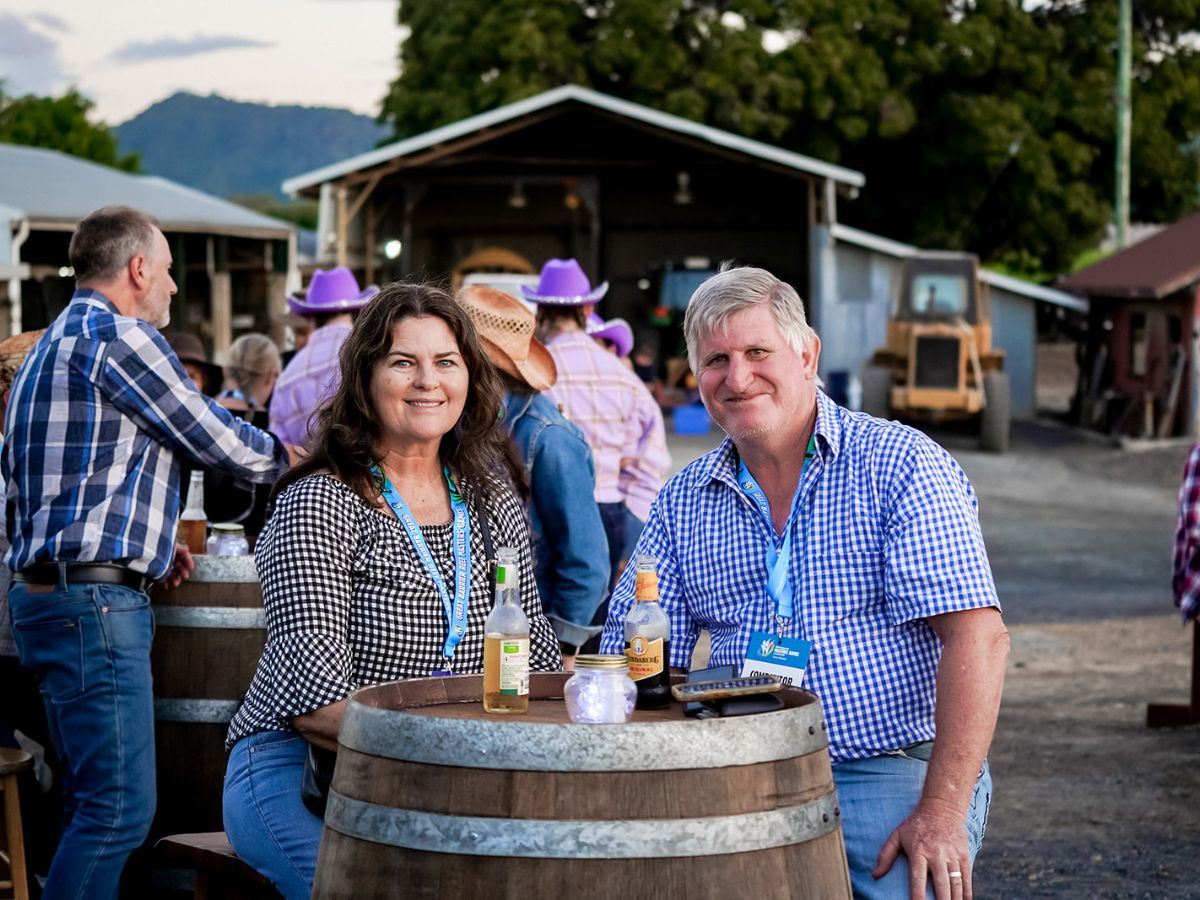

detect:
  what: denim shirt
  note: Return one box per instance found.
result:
[504,392,610,646]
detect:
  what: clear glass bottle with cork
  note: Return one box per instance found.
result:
[483,546,530,714]
[624,554,672,709]
[179,470,208,555]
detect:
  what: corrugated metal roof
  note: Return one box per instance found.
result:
[1056,211,1200,300]
[831,223,1088,312]
[0,143,293,238]
[282,84,866,196]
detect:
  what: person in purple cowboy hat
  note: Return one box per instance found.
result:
[269,266,378,447]
[586,312,634,362]
[529,259,669,651]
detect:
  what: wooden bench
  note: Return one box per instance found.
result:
[155,832,280,899]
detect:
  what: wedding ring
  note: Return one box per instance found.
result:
[949,871,963,879]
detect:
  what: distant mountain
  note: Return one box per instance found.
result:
[115,92,389,198]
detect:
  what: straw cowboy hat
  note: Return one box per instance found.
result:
[287,266,378,316]
[586,313,634,358]
[457,285,557,392]
[0,329,46,395]
[520,258,608,306]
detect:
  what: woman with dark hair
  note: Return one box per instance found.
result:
[222,282,562,898]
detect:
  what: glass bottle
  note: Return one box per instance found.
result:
[179,470,208,555]
[564,654,638,724]
[483,547,530,714]
[206,522,249,557]
[624,554,672,709]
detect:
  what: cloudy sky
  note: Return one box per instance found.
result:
[0,0,403,124]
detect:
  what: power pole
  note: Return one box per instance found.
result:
[1115,0,1132,249]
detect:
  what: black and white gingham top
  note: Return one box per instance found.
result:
[226,473,563,746]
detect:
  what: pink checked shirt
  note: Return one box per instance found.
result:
[545,331,669,513]
[1172,441,1200,622]
[268,323,351,447]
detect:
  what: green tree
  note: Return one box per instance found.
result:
[0,85,140,172]
[380,0,1200,276]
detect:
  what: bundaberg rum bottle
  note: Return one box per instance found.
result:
[624,554,672,709]
[483,547,530,714]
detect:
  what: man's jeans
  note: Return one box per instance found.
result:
[833,749,991,900]
[9,579,156,900]
[223,731,323,900]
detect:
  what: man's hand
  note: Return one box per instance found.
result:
[160,541,196,590]
[873,796,972,900]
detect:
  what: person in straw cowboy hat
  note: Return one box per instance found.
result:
[458,285,609,665]
[269,266,378,447]
[527,259,670,636]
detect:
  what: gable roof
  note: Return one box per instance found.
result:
[0,143,293,239]
[282,84,865,196]
[831,223,1088,312]
[1056,212,1200,300]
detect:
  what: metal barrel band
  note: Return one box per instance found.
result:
[323,789,840,859]
[152,606,266,629]
[154,699,241,724]
[338,697,828,772]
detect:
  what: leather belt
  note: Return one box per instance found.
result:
[17,563,152,593]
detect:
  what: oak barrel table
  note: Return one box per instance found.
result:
[313,673,851,899]
[150,554,265,837]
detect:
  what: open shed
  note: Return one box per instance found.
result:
[1057,212,1200,438]
[1,143,297,360]
[283,84,863,363]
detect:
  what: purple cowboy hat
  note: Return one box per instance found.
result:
[288,266,378,316]
[586,313,634,358]
[520,258,608,306]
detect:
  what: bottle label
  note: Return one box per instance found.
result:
[499,638,529,695]
[626,636,664,681]
[635,569,659,601]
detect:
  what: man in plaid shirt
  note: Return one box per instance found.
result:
[1172,443,1200,621]
[602,266,1009,900]
[3,206,289,897]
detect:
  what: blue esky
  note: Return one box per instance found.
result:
[0,0,403,124]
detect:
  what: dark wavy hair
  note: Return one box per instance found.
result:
[274,281,525,505]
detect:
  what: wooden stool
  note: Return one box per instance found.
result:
[155,833,278,899]
[0,747,32,900]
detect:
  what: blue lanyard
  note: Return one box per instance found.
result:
[373,463,472,662]
[219,388,255,409]
[737,436,817,631]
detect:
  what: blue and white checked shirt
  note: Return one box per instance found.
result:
[3,290,288,581]
[600,389,1000,762]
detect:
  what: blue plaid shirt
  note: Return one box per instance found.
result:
[600,389,1000,762]
[3,290,287,581]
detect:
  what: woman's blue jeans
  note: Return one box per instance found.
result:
[833,748,991,900]
[223,730,323,900]
[9,580,156,900]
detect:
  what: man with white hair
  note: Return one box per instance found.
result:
[600,265,1009,900]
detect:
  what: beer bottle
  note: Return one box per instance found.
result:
[179,470,208,555]
[624,555,672,709]
[483,547,530,714]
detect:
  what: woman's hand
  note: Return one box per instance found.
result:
[292,700,346,752]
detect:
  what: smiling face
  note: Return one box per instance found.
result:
[695,304,820,448]
[369,315,469,455]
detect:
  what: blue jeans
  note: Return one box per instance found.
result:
[224,731,323,900]
[9,580,156,900]
[833,749,991,900]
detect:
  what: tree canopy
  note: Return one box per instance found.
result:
[0,85,140,173]
[380,0,1200,276]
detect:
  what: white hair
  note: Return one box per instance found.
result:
[682,264,818,374]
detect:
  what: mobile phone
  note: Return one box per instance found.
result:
[683,665,736,717]
[671,675,782,703]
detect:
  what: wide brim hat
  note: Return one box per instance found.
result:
[288,266,378,316]
[586,313,634,358]
[0,329,46,395]
[520,258,608,306]
[456,285,557,392]
[165,332,223,392]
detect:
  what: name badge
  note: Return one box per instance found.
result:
[741,631,812,688]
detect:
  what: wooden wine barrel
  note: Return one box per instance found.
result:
[149,555,265,837]
[313,673,851,899]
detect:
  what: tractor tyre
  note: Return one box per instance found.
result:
[861,365,892,419]
[980,371,1011,453]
